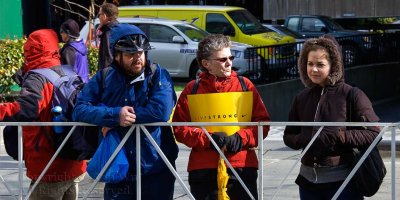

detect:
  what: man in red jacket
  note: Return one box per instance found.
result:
[172,34,270,200]
[0,29,86,199]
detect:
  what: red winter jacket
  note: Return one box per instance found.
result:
[172,71,270,171]
[0,29,86,182]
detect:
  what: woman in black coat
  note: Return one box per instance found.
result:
[283,35,380,200]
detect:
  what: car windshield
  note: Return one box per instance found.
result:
[227,10,269,34]
[273,25,304,39]
[174,24,209,42]
[323,17,345,31]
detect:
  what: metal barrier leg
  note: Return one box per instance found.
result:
[258,125,263,200]
[140,126,195,200]
[18,126,23,200]
[202,127,256,200]
[136,126,141,200]
[272,126,324,200]
[391,126,396,200]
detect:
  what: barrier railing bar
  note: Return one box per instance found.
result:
[332,126,389,200]
[201,127,256,200]
[18,125,23,200]
[82,125,135,200]
[0,122,95,126]
[391,126,396,200]
[24,126,77,200]
[136,126,141,200]
[258,125,264,200]
[271,126,324,200]
[140,125,195,200]
[149,121,396,127]
[0,121,397,127]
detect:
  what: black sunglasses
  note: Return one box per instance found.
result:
[207,56,235,63]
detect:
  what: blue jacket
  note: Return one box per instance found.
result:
[72,63,178,175]
[60,39,89,83]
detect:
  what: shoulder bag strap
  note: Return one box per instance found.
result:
[238,76,247,92]
[191,78,201,94]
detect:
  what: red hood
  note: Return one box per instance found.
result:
[23,29,60,73]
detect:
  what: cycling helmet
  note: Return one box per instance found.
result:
[109,23,151,55]
[114,34,151,53]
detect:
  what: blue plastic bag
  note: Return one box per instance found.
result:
[87,130,129,183]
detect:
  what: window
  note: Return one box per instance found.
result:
[302,18,326,32]
[287,18,299,32]
[174,24,208,42]
[206,13,234,36]
[133,24,179,43]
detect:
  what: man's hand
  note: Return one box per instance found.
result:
[225,133,242,153]
[119,106,136,127]
[210,132,227,151]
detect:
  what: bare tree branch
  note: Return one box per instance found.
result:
[64,0,91,13]
[50,3,88,20]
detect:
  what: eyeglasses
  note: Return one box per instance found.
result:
[207,56,235,63]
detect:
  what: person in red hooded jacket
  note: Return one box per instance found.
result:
[0,29,86,200]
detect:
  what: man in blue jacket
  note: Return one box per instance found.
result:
[72,23,178,199]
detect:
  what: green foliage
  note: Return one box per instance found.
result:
[0,38,99,95]
[377,17,397,24]
[0,38,25,94]
[88,46,99,77]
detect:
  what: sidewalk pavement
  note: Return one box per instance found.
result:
[0,126,399,199]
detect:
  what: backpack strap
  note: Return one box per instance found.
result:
[191,78,201,94]
[148,63,158,87]
[30,65,80,88]
[101,66,112,90]
[101,63,158,92]
[238,76,248,92]
[346,87,358,122]
[60,65,79,77]
[30,68,62,85]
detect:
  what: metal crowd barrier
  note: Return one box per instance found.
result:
[0,121,398,200]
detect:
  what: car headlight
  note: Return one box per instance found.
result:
[230,50,242,58]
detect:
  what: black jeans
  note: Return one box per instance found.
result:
[188,167,258,200]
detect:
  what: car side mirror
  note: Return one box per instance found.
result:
[172,36,185,43]
[321,27,329,33]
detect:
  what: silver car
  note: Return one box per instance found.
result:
[80,17,256,79]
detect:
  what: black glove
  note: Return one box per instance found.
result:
[313,126,343,154]
[210,132,227,151]
[225,133,242,153]
[318,126,342,146]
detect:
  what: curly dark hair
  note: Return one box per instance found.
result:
[298,35,343,87]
